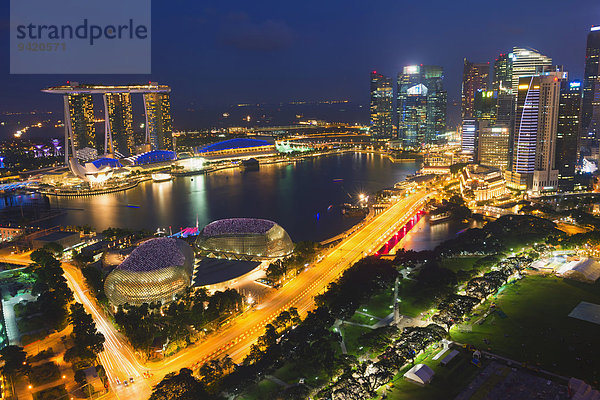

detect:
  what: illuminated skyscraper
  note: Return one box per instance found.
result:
[506,71,566,192]
[105,93,134,157]
[397,65,446,148]
[461,119,478,160]
[556,80,582,191]
[510,47,552,95]
[67,94,96,152]
[581,25,600,156]
[369,71,394,138]
[478,124,510,171]
[461,59,489,119]
[144,91,173,150]
[474,90,498,122]
[493,53,513,94]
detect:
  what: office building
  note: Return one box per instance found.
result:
[506,71,566,192]
[370,71,394,138]
[67,94,96,153]
[462,59,489,119]
[581,26,600,156]
[556,80,582,191]
[461,119,478,160]
[397,65,447,148]
[144,91,173,150]
[105,93,134,157]
[474,90,498,122]
[493,53,513,94]
[510,47,552,95]
[478,124,510,171]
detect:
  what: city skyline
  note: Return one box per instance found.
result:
[0,1,598,118]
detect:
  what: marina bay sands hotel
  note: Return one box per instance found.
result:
[43,83,172,163]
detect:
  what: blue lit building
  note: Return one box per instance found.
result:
[195,138,277,160]
[129,150,177,165]
[397,65,447,148]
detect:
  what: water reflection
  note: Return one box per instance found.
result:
[27,153,420,242]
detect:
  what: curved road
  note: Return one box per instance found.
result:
[7,189,430,400]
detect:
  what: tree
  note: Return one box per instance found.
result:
[0,345,28,376]
[68,303,105,362]
[42,242,64,256]
[150,368,210,400]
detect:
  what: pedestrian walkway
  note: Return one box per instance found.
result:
[2,292,37,345]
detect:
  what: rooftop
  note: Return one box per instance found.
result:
[34,231,79,242]
[118,238,186,273]
[201,218,276,237]
[197,138,274,153]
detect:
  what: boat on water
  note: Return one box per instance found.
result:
[341,203,367,217]
[152,173,173,183]
[430,212,451,224]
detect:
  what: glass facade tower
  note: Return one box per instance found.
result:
[462,59,489,119]
[369,71,394,138]
[581,26,600,156]
[397,65,447,148]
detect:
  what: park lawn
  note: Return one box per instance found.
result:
[361,289,395,319]
[439,256,483,272]
[240,379,280,400]
[32,384,67,400]
[383,346,481,400]
[451,274,600,385]
[28,362,61,387]
[341,323,371,355]
[349,312,379,326]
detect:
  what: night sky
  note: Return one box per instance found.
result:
[1,0,599,124]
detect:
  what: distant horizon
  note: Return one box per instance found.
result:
[1,0,598,118]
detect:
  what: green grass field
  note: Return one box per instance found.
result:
[383,346,481,400]
[451,274,600,385]
[439,256,483,272]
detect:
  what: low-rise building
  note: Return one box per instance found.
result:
[460,164,507,202]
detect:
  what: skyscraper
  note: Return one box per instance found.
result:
[581,26,600,156]
[461,59,489,119]
[478,124,510,171]
[67,94,96,152]
[556,80,582,191]
[105,93,134,157]
[461,119,478,160]
[369,71,394,138]
[493,53,513,94]
[144,92,173,150]
[510,47,552,95]
[474,90,498,122]
[506,71,566,192]
[397,65,446,148]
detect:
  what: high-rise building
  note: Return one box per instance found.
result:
[105,93,134,157]
[556,80,582,191]
[144,92,173,150]
[369,71,394,138]
[462,59,489,119]
[478,124,510,171]
[581,26,600,156]
[474,90,498,122]
[461,119,478,160]
[397,65,447,148]
[493,53,513,94]
[67,94,96,152]
[510,47,552,95]
[506,71,566,192]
